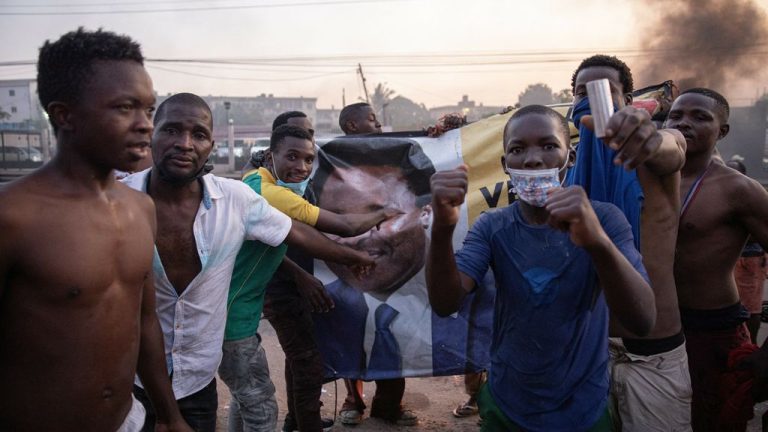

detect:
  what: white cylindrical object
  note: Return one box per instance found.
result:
[586,79,613,138]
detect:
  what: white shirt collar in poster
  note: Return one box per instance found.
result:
[363,270,432,375]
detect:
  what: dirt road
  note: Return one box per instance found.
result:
[215,320,768,431]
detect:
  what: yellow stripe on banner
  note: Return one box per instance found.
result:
[460,112,515,225]
[459,104,577,225]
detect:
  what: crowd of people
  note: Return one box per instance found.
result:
[1,27,768,432]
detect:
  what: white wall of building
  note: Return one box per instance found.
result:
[0,79,41,125]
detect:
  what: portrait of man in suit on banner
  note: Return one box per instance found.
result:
[311,137,493,380]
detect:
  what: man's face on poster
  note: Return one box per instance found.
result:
[320,164,430,297]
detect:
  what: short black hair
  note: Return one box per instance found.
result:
[37,27,144,132]
[314,137,436,207]
[681,87,730,121]
[505,105,570,148]
[339,102,372,133]
[270,124,313,151]
[272,111,307,131]
[154,93,212,127]
[571,54,634,94]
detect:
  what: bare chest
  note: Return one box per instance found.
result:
[676,179,747,267]
[154,202,201,294]
[11,200,154,303]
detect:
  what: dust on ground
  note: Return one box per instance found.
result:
[215,320,768,431]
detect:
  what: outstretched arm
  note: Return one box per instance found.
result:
[593,106,686,175]
[285,220,373,268]
[315,208,401,238]
[426,166,476,317]
[545,186,656,336]
[642,129,686,176]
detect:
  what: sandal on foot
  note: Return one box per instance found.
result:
[339,409,363,426]
[452,401,479,418]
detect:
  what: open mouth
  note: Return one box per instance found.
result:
[354,237,392,259]
[365,248,387,259]
[286,174,308,183]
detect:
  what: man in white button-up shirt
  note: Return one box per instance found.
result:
[124,93,374,431]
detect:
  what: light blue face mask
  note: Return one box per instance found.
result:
[272,158,310,196]
[506,157,570,207]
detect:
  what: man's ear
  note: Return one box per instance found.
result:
[420,204,433,229]
[567,148,576,167]
[500,155,506,172]
[47,101,73,132]
[623,93,633,107]
[346,121,357,133]
[719,123,730,140]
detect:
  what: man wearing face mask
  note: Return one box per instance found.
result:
[427,105,655,431]
[222,121,397,432]
[507,152,571,206]
[568,55,689,431]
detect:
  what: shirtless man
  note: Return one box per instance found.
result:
[666,88,768,431]
[569,55,689,431]
[0,28,188,431]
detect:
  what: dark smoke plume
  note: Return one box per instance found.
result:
[635,0,768,93]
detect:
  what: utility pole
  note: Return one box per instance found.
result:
[342,88,346,107]
[382,102,389,128]
[357,63,370,104]
[224,101,235,172]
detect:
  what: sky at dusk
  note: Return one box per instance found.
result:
[1,0,767,109]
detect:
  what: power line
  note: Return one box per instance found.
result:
[130,41,768,63]
[2,44,767,70]
[2,41,767,67]
[146,64,351,81]
[0,0,415,15]
[2,0,236,7]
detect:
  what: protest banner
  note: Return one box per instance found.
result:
[309,85,667,380]
[310,112,517,380]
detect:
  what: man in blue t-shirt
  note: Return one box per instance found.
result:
[425,105,656,432]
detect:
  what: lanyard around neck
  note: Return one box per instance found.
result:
[680,161,713,220]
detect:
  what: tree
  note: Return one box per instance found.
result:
[553,88,573,104]
[370,83,396,124]
[387,95,432,131]
[0,106,10,121]
[517,83,555,107]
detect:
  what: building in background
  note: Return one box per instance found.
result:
[0,79,51,171]
[0,79,43,131]
[429,95,504,123]
[316,107,341,136]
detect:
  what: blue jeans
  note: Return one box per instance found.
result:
[219,334,278,432]
[133,378,217,432]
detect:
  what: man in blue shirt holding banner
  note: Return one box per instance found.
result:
[425,105,655,431]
